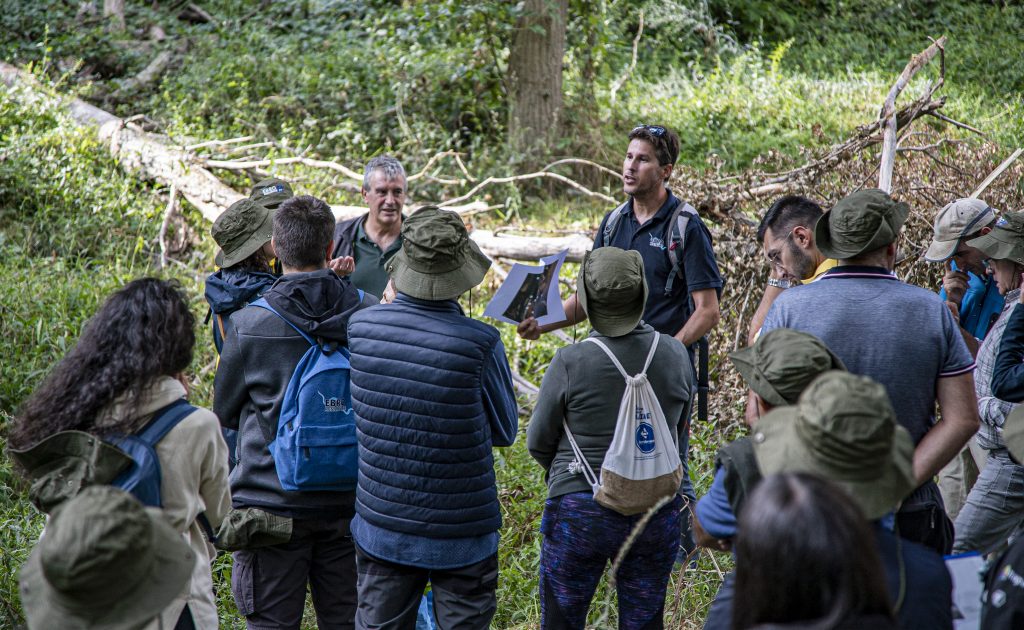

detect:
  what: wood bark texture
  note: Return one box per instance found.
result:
[508,0,568,160]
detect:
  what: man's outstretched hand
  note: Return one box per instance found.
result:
[517,317,542,340]
[329,256,355,276]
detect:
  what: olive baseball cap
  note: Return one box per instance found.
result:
[19,486,194,630]
[577,247,648,337]
[729,329,846,407]
[387,206,491,300]
[249,177,294,209]
[966,212,1024,266]
[815,189,910,260]
[213,198,274,268]
[751,370,916,519]
[924,198,996,262]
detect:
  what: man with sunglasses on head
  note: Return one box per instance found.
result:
[518,123,723,560]
[746,196,836,348]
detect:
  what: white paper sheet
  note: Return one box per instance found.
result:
[484,249,569,327]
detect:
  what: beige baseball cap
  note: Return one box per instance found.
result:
[924,198,996,262]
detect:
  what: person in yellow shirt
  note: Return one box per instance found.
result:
[747,195,837,346]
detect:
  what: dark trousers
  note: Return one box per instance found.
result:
[354,546,498,630]
[231,515,356,630]
[702,572,734,630]
[540,492,683,630]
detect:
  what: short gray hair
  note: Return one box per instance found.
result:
[363,156,407,191]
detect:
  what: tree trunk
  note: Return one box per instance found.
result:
[104,0,126,32]
[508,0,568,164]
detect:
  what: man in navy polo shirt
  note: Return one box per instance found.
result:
[519,124,723,559]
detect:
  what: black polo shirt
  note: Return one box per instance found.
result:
[594,191,723,337]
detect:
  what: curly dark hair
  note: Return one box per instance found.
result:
[10,278,196,449]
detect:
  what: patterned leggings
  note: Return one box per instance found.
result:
[539,492,683,630]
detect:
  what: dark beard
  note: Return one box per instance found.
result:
[788,240,816,280]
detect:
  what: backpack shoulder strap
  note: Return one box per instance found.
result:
[664,201,699,297]
[135,399,197,447]
[583,335,659,379]
[599,201,630,248]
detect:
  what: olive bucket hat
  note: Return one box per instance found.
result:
[249,177,294,209]
[213,198,274,268]
[815,189,910,260]
[577,247,649,337]
[966,211,1024,266]
[387,206,491,300]
[729,329,846,407]
[751,370,916,519]
[19,485,194,630]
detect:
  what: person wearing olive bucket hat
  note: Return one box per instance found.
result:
[528,246,695,628]
[696,328,845,630]
[947,212,1024,556]
[749,370,954,630]
[760,188,979,555]
[19,486,195,630]
[345,206,518,630]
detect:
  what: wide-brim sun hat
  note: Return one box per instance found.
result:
[19,486,194,630]
[965,211,1024,266]
[751,370,916,519]
[923,198,995,262]
[577,247,648,337]
[213,198,274,268]
[387,205,491,300]
[815,188,910,260]
[249,177,294,209]
[729,328,846,407]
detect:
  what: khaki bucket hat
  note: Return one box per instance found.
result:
[751,370,916,519]
[19,486,194,630]
[213,198,274,268]
[924,198,996,262]
[815,189,910,260]
[729,328,846,407]
[577,247,648,337]
[966,212,1024,266]
[387,206,491,300]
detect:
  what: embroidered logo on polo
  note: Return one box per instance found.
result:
[649,234,666,250]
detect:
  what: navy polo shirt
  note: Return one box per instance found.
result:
[594,192,723,337]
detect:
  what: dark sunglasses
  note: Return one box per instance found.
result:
[632,124,666,137]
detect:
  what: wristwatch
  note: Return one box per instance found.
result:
[767,278,792,289]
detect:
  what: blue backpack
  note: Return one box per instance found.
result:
[106,398,218,540]
[251,296,360,492]
[108,398,198,506]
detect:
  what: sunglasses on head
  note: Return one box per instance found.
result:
[632,124,666,137]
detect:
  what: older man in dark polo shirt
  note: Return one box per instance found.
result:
[329,156,406,298]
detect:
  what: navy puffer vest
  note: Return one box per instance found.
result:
[348,295,502,538]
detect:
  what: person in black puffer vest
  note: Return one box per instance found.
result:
[347,206,518,630]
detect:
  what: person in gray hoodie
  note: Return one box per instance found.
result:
[214,194,374,630]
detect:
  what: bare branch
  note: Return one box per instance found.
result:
[543,158,621,180]
[202,155,363,181]
[184,135,254,151]
[609,9,644,105]
[971,148,1024,198]
[437,171,616,208]
[158,183,177,269]
[928,111,988,138]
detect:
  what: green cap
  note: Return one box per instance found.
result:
[387,206,491,300]
[577,247,648,337]
[815,189,910,259]
[213,198,274,268]
[8,430,133,514]
[215,507,293,552]
[751,370,916,519]
[729,329,846,407]
[19,486,194,630]
[966,212,1024,266]
[249,177,294,209]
